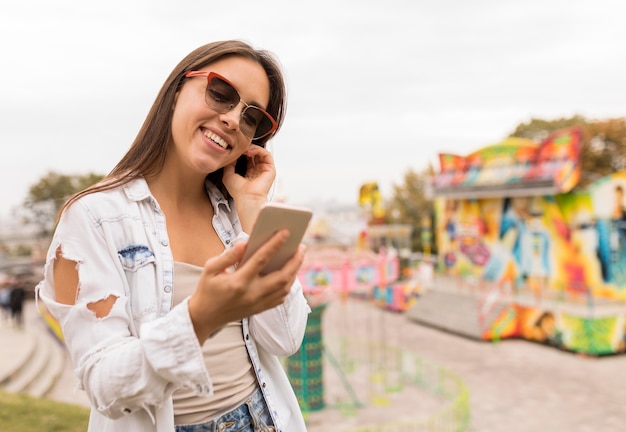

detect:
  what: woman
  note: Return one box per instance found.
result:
[36,40,310,432]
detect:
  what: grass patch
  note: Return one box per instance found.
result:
[0,390,89,432]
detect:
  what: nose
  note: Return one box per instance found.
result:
[218,102,245,133]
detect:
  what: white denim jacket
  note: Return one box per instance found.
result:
[36,178,310,432]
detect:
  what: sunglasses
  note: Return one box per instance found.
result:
[184,71,277,141]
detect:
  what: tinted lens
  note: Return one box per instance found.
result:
[206,75,275,140]
[206,76,240,113]
[241,107,274,139]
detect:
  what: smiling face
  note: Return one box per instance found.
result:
[169,55,271,175]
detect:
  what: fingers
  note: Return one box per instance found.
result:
[251,243,305,301]
[239,229,290,275]
[244,144,271,160]
[191,236,305,343]
[232,233,304,309]
[203,242,246,275]
[266,243,305,280]
[204,231,305,284]
[202,228,295,279]
[242,146,275,177]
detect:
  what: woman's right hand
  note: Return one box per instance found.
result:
[187,229,304,343]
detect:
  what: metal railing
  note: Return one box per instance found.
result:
[309,338,471,432]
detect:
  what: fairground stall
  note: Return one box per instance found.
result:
[410,127,626,355]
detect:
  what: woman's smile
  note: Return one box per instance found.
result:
[202,128,230,150]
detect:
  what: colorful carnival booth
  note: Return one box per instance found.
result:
[422,126,626,355]
[286,247,400,412]
[287,246,474,430]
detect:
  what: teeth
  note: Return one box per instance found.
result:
[204,130,228,149]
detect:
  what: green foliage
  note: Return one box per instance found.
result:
[22,171,105,237]
[12,244,32,257]
[385,167,435,254]
[0,390,89,432]
[0,242,32,258]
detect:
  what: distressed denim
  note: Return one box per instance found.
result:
[176,388,275,432]
[36,177,310,432]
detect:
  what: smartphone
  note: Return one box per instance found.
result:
[240,202,313,275]
[235,143,262,176]
[235,155,249,176]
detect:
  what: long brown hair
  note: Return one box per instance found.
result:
[57,40,287,219]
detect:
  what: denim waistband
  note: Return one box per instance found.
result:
[175,387,275,432]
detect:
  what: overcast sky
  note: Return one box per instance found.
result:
[1,0,625,222]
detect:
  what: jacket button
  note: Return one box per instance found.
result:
[262,382,266,388]
[245,334,249,340]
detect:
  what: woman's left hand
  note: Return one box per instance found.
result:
[223,144,276,231]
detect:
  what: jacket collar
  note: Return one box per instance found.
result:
[122,177,232,216]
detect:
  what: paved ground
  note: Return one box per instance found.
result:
[6,295,626,431]
[314,299,626,432]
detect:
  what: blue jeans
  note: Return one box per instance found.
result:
[175,388,275,432]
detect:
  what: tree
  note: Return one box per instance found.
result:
[22,171,105,238]
[385,166,436,254]
[584,118,626,181]
[509,115,626,187]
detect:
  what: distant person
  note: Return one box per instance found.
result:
[611,184,626,221]
[596,184,626,284]
[611,184,626,247]
[36,40,310,432]
[609,184,626,283]
[9,282,25,328]
[0,281,11,322]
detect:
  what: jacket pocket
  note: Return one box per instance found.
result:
[118,244,159,325]
[118,245,156,271]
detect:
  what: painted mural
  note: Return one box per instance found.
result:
[435,167,626,302]
[432,127,626,355]
[433,127,583,196]
[485,304,624,355]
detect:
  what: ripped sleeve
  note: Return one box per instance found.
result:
[36,201,210,420]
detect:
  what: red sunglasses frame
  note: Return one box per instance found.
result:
[184,70,278,140]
